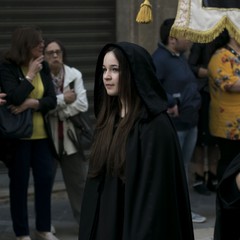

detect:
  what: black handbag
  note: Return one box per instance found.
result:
[68,111,94,150]
[67,81,94,152]
[0,105,33,139]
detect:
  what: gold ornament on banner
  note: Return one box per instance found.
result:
[170,0,240,43]
[136,0,152,24]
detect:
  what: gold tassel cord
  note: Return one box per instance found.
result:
[136,0,152,24]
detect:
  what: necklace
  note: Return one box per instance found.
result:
[225,44,240,58]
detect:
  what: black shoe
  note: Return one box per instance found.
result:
[192,173,211,196]
[205,171,218,192]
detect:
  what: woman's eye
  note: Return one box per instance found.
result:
[112,68,119,72]
[102,66,119,73]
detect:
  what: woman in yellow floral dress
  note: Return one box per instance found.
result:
[208,31,240,181]
[208,30,240,240]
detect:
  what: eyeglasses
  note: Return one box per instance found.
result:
[45,50,63,57]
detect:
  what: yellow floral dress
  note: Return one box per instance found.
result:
[208,47,240,140]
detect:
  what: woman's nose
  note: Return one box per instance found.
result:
[104,70,111,79]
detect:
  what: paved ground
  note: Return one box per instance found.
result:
[191,189,215,240]
[0,164,216,240]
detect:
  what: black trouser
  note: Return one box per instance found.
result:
[216,137,240,181]
[9,139,54,236]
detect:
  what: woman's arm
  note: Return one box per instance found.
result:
[58,67,88,120]
[209,49,240,92]
[0,62,34,105]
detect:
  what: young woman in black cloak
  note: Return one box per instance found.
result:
[78,42,194,240]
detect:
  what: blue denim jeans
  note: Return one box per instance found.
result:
[177,126,198,181]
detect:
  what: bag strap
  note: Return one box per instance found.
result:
[69,81,74,90]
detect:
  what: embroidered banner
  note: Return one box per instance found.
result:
[202,0,240,8]
[170,0,240,43]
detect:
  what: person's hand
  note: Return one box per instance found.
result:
[224,79,240,92]
[167,104,179,117]
[10,98,39,114]
[64,89,76,104]
[26,55,44,81]
[0,93,7,106]
[236,172,240,191]
[224,82,233,91]
[198,67,208,78]
[10,104,26,115]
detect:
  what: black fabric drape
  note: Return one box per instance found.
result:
[202,0,240,8]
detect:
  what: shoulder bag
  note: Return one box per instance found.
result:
[67,81,94,152]
[0,105,33,167]
[0,105,33,139]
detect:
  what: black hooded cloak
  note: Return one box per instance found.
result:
[79,42,194,240]
[214,153,240,240]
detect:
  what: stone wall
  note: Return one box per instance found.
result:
[117,0,178,54]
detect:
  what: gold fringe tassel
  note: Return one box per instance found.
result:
[170,16,240,44]
[136,0,152,24]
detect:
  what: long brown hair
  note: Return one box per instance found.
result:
[89,47,142,180]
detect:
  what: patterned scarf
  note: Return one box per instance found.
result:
[51,67,64,94]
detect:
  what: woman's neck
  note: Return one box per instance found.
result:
[51,66,63,76]
[228,38,240,55]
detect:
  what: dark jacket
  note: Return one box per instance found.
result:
[0,60,56,115]
[215,153,240,240]
[152,43,201,130]
[188,43,213,91]
[79,42,194,240]
[0,60,57,160]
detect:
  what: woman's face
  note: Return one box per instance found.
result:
[44,42,63,70]
[102,51,120,96]
[31,38,44,59]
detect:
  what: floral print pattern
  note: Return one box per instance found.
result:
[208,48,240,139]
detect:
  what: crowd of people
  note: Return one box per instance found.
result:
[152,19,240,239]
[0,19,240,240]
[0,27,90,240]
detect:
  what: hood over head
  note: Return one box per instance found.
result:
[94,42,167,118]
